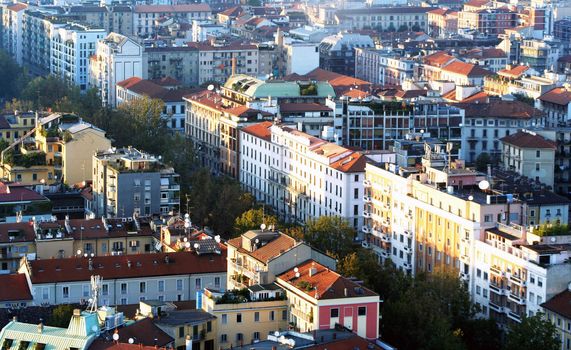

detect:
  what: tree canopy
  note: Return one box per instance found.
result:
[505,313,559,350]
[305,216,355,257]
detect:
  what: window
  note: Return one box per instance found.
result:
[176,279,183,291]
[207,321,212,332]
[102,284,109,296]
[253,331,260,340]
[270,310,275,321]
[220,334,227,343]
[179,326,184,338]
[237,313,242,323]
[236,333,243,342]
[476,286,481,295]
[358,307,366,316]
[63,286,69,298]
[121,283,127,294]
[140,282,146,293]
[83,285,90,297]
[195,278,201,290]
[536,150,541,157]
[214,277,221,288]
[282,310,287,320]
[254,312,260,322]
[221,314,227,324]
[330,308,339,318]
[158,280,165,292]
[538,277,543,287]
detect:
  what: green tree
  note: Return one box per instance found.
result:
[234,208,278,237]
[305,216,355,257]
[398,24,409,32]
[386,23,396,32]
[461,318,502,350]
[48,304,75,327]
[210,178,254,236]
[0,49,28,100]
[475,152,491,172]
[283,225,304,241]
[506,313,559,350]
[411,24,422,32]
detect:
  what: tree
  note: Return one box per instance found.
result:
[475,152,491,172]
[461,318,502,350]
[305,216,355,257]
[48,304,75,327]
[234,208,278,237]
[386,23,396,32]
[411,24,422,32]
[398,24,409,32]
[283,225,304,241]
[0,50,28,100]
[506,313,560,350]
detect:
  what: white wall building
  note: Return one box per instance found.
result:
[240,121,366,231]
[191,20,228,42]
[134,4,211,37]
[51,24,107,92]
[1,3,27,65]
[284,42,319,75]
[90,32,143,107]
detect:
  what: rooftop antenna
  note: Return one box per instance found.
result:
[88,275,102,313]
[446,142,453,171]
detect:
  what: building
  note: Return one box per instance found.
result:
[153,305,216,350]
[457,7,517,35]
[459,48,508,73]
[500,130,556,189]
[276,260,380,340]
[21,9,62,76]
[428,8,458,37]
[334,7,432,31]
[226,230,336,290]
[240,122,366,229]
[354,48,415,86]
[0,221,37,273]
[541,288,571,350]
[439,60,493,86]
[459,100,544,163]
[92,147,180,218]
[18,250,226,305]
[0,182,51,225]
[1,3,28,65]
[143,46,199,87]
[191,20,228,42]
[318,33,374,76]
[201,287,288,348]
[0,274,33,307]
[281,40,320,76]
[90,32,143,107]
[51,24,107,91]
[133,4,211,37]
[1,113,112,185]
[0,111,37,144]
[538,86,571,127]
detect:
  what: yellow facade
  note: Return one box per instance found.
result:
[0,112,36,144]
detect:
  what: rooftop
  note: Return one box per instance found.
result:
[227,230,297,264]
[541,289,571,320]
[539,87,571,106]
[0,274,32,302]
[500,130,556,149]
[456,100,543,119]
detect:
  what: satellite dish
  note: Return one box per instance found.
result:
[77,249,82,255]
[478,180,490,190]
[184,221,190,229]
[128,338,134,344]
[194,243,199,249]
[255,238,260,244]
[274,331,280,337]
[295,272,300,278]
[468,195,474,201]
[185,242,191,248]
[184,213,190,219]
[207,84,214,91]
[90,253,95,258]
[215,235,221,243]
[294,267,299,273]
[550,237,557,243]
[183,237,188,242]
[260,223,267,230]
[112,333,119,341]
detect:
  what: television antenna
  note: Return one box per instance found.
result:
[88,275,102,313]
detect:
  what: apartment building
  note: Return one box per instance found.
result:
[90,32,143,107]
[458,100,544,163]
[541,288,571,350]
[472,224,571,327]
[143,46,199,87]
[500,130,556,188]
[1,3,27,65]
[240,122,366,229]
[276,260,380,340]
[21,9,62,76]
[363,148,524,274]
[0,111,36,143]
[51,24,107,91]
[354,48,415,86]
[0,274,33,308]
[0,113,111,185]
[457,7,517,35]
[428,8,458,38]
[318,33,374,76]
[17,250,226,305]
[92,147,180,218]
[201,287,288,348]
[415,51,458,82]
[538,86,571,127]
[154,307,216,350]
[134,4,211,37]
[0,221,37,273]
[226,230,335,290]
[334,7,432,32]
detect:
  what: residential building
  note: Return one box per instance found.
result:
[283,41,320,76]
[354,48,415,86]
[0,182,51,225]
[0,274,33,307]
[1,3,28,65]
[191,20,229,42]
[457,7,517,35]
[133,4,211,37]
[226,230,336,290]
[428,8,458,37]
[17,250,226,305]
[541,288,571,350]
[459,48,508,73]
[500,130,556,189]
[240,122,366,229]
[90,32,143,107]
[0,113,112,185]
[439,60,493,86]
[143,46,199,87]
[333,7,432,31]
[458,100,544,163]
[21,9,63,76]
[51,23,107,92]
[0,111,37,144]
[276,260,380,340]
[0,309,99,349]
[318,33,374,76]
[92,147,180,218]
[538,86,571,127]
[154,306,217,350]
[0,221,37,273]
[415,50,458,81]
[201,287,288,348]
[533,127,571,195]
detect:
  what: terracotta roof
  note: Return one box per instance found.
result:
[241,121,273,141]
[187,41,257,51]
[461,48,507,59]
[342,89,371,99]
[500,131,556,149]
[150,77,181,87]
[0,182,48,203]
[0,274,32,302]
[118,77,196,102]
[277,260,378,300]
[307,335,383,350]
[6,3,27,11]
[337,6,435,15]
[64,218,155,240]
[464,0,490,7]
[441,61,493,77]
[227,232,297,264]
[457,100,543,119]
[27,251,226,284]
[395,89,427,99]
[541,290,571,320]
[89,340,161,350]
[422,51,456,67]
[460,91,489,103]
[285,68,371,95]
[0,222,35,243]
[279,103,332,113]
[115,318,173,347]
[330,152,367,173]
[134,4,210,13]
[219,6,244,17]
[498,65,530,79]
[539,87,571,106]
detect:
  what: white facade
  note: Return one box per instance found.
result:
[240,122,365,231]
[90,32,143,107]
[133,5,211,37]
[191,20,228,42]
[51,24,107,91]
[284,42,319,75]
[1,3,26,65]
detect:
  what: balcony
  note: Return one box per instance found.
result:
[403,246,413,254]
[508,311,522,323]
[490,266,504,276]
[510,274,526,287]
[363,179,371,187]
[461,237,470,244]
[381,233,391,243]
[363,195,372,203]
[291,305,312,323]
[489,282,509,296]
[403,262,413,270]
[363,211,372,219]
[489,301,502,313]
[508,293,526,305]
[380,250,390,258]
[372,227,383,237]
[383,187,390,194]
[460,254,470,263]
[460,272,469,281]
[362,226,371,234]
[403,230,412,238]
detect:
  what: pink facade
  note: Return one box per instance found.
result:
[317,301,379,340]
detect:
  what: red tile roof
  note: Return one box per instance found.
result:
[460,91,489,103]
[0,182,48,203]
[0,274,32,302]
[27,251,226,284]
[441,61,493,77]
[150,77,181,87]
[241,121,273,141]
[464,0,490,7]
[307,335,383,350]
[0,222,35,243]
[227,232,297,264]
[6,3,27,11]
[118,77,197,103]
[114,318,173,347]
[539,87,571,106]
[500,130,556,149]
[541,290,571,320]
[498,65,530,79]
[187,41,257,51]
[277,260,378,300]
[457,100,543,119]
[342,89,371,99]
[219,6,244,17]
[330,153,367,173]
[89,340,162,350]
[279,103,332,113]
[134,4,210,13]
[422,51,456,67]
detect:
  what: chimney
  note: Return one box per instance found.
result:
[309,262,317,277]
[88,258,93,271]
[37,322,44,333]
[12,316,17,322]
[231,57,237,76]
[344,288,348,297]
